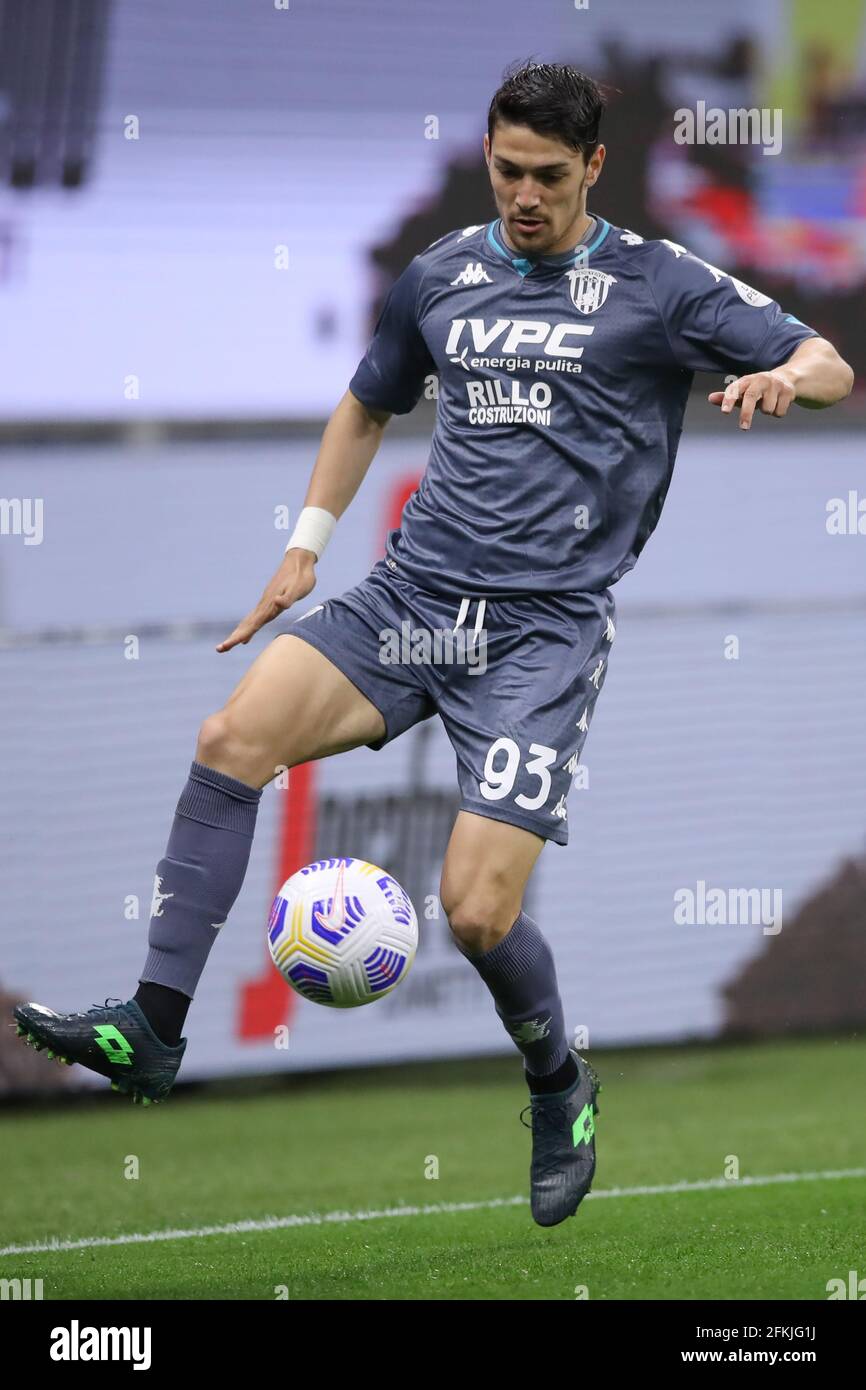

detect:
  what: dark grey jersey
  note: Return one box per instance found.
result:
[349,216,818,596]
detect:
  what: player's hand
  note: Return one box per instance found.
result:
[216,549,318,652]
[707,368,797,429]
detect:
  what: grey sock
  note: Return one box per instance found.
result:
[459,910,570,1076]
[138,760,263,999]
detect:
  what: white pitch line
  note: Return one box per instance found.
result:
[1,1167,864,1259]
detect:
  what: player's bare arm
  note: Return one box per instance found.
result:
[707,336,855,429]
[216,390,391,651]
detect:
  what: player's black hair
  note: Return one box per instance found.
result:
[487,60,606,161]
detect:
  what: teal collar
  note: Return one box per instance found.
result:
[486,216,610,277]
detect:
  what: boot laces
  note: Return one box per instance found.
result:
[519,1098,571,1132]
[74,998,125,1020]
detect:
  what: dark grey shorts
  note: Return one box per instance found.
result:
[287,559,615,846]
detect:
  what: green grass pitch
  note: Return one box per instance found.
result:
[1,1035,864,1300]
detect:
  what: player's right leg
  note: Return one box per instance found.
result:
[12,635,388,1104]
[195,631,388,785]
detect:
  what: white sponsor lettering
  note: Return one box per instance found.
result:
[445,318,594,361]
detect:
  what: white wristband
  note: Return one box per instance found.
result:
[285,506,337,560]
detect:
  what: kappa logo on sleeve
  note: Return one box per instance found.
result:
[661,240,772,306]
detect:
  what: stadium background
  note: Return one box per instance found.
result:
[1,0,864,1096]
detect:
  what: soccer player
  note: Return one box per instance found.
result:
[15,63,853,1227]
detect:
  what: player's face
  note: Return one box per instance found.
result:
[484,121,604,256]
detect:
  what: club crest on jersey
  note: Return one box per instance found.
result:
[566,267,617,315]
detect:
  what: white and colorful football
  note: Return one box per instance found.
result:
[267,857,418,1007]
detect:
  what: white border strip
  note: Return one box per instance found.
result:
[2,1167,864,1258]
